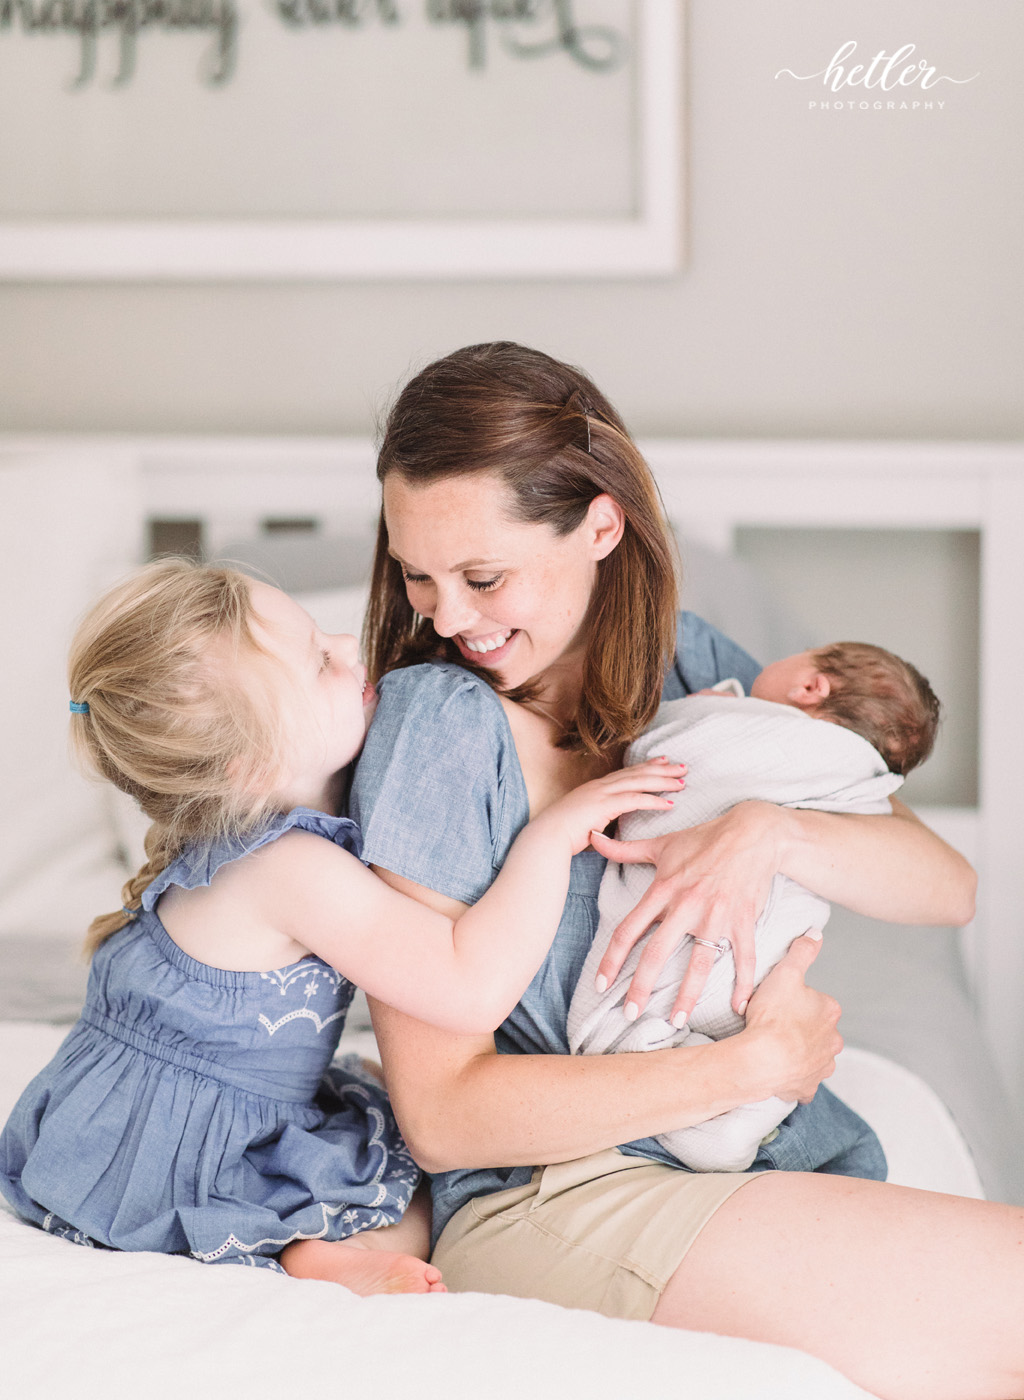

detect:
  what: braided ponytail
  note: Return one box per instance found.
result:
[83,823,181,956]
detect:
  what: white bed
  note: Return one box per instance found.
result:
[1,438,1020,1400]
[0,1020,964,1400]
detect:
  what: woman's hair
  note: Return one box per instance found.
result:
[69,558,287,955]
[365,342,679,755]
[811,642,941,775]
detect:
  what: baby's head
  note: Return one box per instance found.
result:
[69,559,373,935]
[750,642,940,775]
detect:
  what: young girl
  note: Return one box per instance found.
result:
[0,558,682,1296]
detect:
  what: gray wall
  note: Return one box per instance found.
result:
[0,0,1020,439]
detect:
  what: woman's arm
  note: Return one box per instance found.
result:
[591,796,977,1027]
[783,797,975,921]
[368,868,841,1174]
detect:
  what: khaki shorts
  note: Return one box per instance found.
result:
[431,1148,759,1321]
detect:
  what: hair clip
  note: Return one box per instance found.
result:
[585,414,591,454]
[69,700,90,714]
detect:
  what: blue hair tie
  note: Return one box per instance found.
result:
[122,906,138,919]
[69,700,90,714]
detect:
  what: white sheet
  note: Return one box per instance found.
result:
[0,1211,877,1400]
[0,1018,876,1399]
[2,1019,991,1400]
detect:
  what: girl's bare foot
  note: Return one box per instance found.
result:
[281,1237,446,1295]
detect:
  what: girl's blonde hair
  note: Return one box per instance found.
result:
[69,558,287,955]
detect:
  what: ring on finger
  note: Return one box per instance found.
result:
[690,936,730,961]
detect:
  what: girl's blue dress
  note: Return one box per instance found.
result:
[0,808,419,1270]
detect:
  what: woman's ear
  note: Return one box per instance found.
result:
[585,493,626,561]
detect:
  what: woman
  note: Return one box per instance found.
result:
[350,342,1022,1400]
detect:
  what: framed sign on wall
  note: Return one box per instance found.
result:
[0,0,682,280]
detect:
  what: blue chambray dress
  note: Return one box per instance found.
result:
[0,808,418,1270]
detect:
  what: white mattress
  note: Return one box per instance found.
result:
[0,1211,876,1400]
[0,1014,992,1400]
[0,1017,885,1400]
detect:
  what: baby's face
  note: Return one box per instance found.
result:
[750,651,828,709]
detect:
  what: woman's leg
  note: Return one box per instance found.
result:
[653,1172,1024,1400]
[280,1186,446,1295]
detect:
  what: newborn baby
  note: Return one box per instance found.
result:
[568,641,940,1172]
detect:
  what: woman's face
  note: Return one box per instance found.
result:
[382,472,623,693]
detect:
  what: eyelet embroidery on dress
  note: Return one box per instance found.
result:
[258,1006,348,1037]
[188,1084,420,1265]
[258,961,350,1036]
[42,1213,99,1248]
[190,1199,404,1264]
[260,964,344,996]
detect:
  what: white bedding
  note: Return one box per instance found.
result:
[0,1215,876,1400]
[1,1020,987,1400]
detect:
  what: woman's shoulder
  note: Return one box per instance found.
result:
[378,659,503,710]
[372,661,513,754]
[664,612,762,699]
[352,663,526,901]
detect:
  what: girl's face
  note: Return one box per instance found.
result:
[246,581,377,804]
[382,472,624,697]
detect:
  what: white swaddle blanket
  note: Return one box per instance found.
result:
[567,692,903,1171]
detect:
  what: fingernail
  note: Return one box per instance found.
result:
[805,928,823,942]
[678,777,686,785]
[595,973,608,993]
[665,797,675,805]
[737,999,748,1016]
[671,1011,688,1030]
[623,1001,639,1022]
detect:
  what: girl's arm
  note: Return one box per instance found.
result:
[248,761,682,1036]
[367,872,841,1173]
[591,796,977,1027]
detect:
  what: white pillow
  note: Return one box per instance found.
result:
[0,451,142,938]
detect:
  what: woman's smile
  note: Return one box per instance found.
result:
[455,627,519,661]
[382,471,609,696]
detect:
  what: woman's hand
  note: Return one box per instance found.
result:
[589,800,782,1023]
[590,795,975,1027]
[535,758,687,856]
[740,931,843,1102]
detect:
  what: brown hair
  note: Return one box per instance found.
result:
[811,642,941,775]
[365,342,679,755]
[69,559,288,954]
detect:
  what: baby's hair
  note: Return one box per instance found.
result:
[69,558,288,955]
[811,642,940,775]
